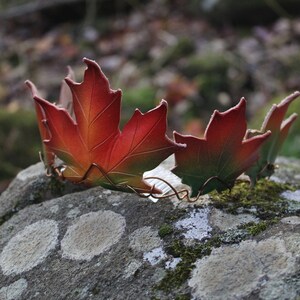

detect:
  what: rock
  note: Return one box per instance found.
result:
[0,219,58,275]
[0,162,45,220]
[0,157,299,299]
[271,157,300,186]
[175,208,212,241]
[189,232,300,300]
[61,211,126,261]
[210,208,259,231]
[129,226,162,252]
[0,278,28,300]
[281,216,300,225]
[0,162,83,222]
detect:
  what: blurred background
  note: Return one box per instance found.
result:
[1,0,300,192]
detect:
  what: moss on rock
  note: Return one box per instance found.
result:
[210,179,293,219]
[158,224,173,238]
[156,236,221,292]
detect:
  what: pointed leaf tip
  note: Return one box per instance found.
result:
[25,80,38,97]
[246,92,299,183]
[26,80,57,171]
[158,99,168,111]
[83,57,94,63]
[235,97,246,109]
[66,66,75,79]
[160,99,168,106]
[281,113,298,130]
[83,57,100,69]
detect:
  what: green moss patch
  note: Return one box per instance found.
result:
[156,236,221,292]
[210,179,293,219]
[158,224,173,238]
[239,219,279,236]
[155,178,295,297]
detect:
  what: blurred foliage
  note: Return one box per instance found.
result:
[1,0,300,186]
[180,53,232,111]
[206,0,300,25]
[0,110,40,180]
[173,0,300,25]
[180,54,230,78]
[0,0,28,9]
[159,38,196,68]
[121,85,157,123]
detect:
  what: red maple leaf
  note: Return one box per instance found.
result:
[28,66,75,174]
[27,58,182,194]
[246,91,299,184]
[172,98,271,196]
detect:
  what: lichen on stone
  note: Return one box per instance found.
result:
[154,177,299,297]
[0,219,58,275]
[188,235,299,299]
[61,210,126,261]
[0,278,28,300]
[156,236,221,292]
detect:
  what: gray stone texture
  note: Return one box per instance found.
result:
[210,208,259,231]
[0,162,83,221]
[0,220,58,275]
[189,233,300,299]
[0,158,299,299]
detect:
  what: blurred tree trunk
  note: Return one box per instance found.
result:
[84,0,97,26]
[0,0,82,19]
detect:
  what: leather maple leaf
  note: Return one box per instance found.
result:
[172,98,271,196]
[27,58,183,194]
[27,66,75,174]
[58,65,75,116]
[245,91,299,184]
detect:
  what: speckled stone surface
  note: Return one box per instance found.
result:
[189,233,300,299]
[0,157,299,299]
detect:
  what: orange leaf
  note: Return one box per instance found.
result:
[27,58,182,194]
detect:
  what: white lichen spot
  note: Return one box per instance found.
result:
[269,175,283,183]
[103,190,112,195]
[0,220,58,275]
[143,247,167,265]
[165,257,182,269]
[123,259,142,279]
[66,207,81,219]
[0,279,28,300]
[86,196,94,203]
[75,286,89,300]
[259,278,298,300]
[107,195,122,206]
[281,190,300,202]
[61,210,126,261]
[49,204,59,214]
[175,208,211,240]
[129,226,162,252]
[281,216,300,225]
[210,208,259,231]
